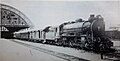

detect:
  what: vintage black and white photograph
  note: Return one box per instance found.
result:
[0,0,120,61]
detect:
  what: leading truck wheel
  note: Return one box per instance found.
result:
[84,37,92,50]
[84,42,89,49]
[84,42,93,50]
[93,37,101,51]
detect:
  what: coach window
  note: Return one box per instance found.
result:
[38,30,41,38]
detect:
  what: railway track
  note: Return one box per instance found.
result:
[11,39,89,61]
[103,46,120,60]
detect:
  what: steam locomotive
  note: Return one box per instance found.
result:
[14,15,113,52]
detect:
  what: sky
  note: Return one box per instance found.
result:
[1,0,120,30]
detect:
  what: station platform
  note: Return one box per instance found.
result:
[0,38,65,61]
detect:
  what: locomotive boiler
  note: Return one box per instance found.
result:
[58,19,85,47]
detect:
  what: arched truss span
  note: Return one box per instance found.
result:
[0,4,34,31]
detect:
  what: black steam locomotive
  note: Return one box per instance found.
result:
[14,15,113,52]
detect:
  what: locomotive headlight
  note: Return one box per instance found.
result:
[97,26,100,31]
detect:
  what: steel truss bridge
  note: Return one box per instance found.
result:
[0,4,34,38]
